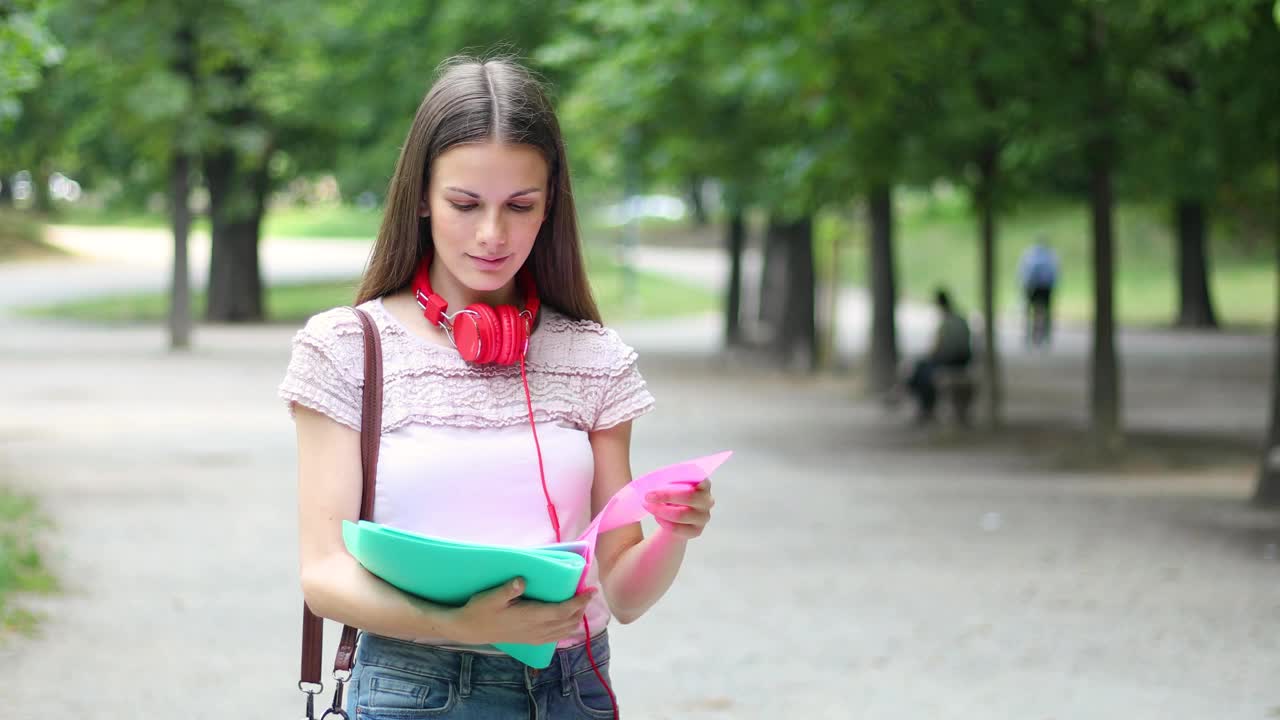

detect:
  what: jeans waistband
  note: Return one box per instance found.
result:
[356,631,610,688]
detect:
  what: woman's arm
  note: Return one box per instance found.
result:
[295,405,466,642]
[589,421,715,625]
[295,406,594,646]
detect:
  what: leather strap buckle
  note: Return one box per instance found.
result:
[321,674,350,720]
[299,681,322,720]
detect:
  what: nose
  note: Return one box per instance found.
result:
[476,209,507,249]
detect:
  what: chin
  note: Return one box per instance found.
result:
[461,270,517,294]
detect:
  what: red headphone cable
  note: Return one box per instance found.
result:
[520,354,618,720]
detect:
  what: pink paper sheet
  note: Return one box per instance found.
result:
[573,451,732,591]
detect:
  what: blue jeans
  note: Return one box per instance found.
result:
[346,632,617,719]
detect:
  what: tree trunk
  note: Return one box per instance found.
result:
[1255,149,1280,506]
[33,165,53,213]
[977,144,1002,428]
[758,216,788,331]
[1089,147,1123,455]
[169,152,193,348]
[204,147,267,322]
[168,24,195,349]
[773,215,816,371]
[688,175,708,227]
[1085,9,1122,456]
[724,208,746,347]
[868,184,899,393]
[0,172,13,207]
[1175,198,1218,328]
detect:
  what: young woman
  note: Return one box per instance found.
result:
[279,56,716,719]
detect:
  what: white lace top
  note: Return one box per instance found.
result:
[279,298,654,435]
[278,297,656,647]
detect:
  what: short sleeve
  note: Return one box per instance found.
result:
[277,309,363,432]
[592,330,656,431]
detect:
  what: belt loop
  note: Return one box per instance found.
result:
[558,647,572,697]
[458,653,472,698]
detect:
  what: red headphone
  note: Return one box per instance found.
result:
[412,249,541,365]
[411,248,618,718]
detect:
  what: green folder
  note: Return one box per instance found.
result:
[341,520,587,668]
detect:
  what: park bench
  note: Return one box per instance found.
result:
[934,366,978,425]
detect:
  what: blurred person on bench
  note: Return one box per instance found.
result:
[905,288,973,424]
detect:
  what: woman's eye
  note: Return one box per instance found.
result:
[508,204,534,213]
[449,202,477,212]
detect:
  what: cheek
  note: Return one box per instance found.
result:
[511,213,545,244]
[428,210,470,243]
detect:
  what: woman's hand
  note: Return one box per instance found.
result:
[442,579,597,646]
[643,479,715,540]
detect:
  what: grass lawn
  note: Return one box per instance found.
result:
[822,196,1275,329]
[0,486,56,640]
[19,258,719,326]
[59,204,381,239]
[58,202,660,241]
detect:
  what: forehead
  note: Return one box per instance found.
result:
[430,142,548,191]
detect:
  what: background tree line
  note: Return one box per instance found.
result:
[2,0,1278,500]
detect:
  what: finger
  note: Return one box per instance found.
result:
[508,578,526,599]
[646,502,709,526]
[562,594,593,619]
[526,592,590,625]
[563,610,588,629]
[520,603,567,630]
[476,577,525,606]
[646,488,713,511]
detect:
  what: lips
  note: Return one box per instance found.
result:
[467,254,510,271]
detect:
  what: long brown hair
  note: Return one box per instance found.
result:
[355,55,601,325]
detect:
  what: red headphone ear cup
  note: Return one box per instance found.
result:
[454,304,497,363]
[452,309,481,362]
[473,303,501,364]
[511,306,530,361]
[497,305,520,365]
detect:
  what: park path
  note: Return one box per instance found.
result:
[0,226,1275,718]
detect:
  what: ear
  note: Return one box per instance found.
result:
[543,186,555,221]
[418,190,430,218]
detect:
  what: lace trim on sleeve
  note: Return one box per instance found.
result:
[277,308,364,431]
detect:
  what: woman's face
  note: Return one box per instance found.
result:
[421,141,550,302]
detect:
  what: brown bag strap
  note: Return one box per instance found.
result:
[299,307,383,710]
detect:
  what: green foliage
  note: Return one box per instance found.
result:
[310,1,569,202]
[3,0,1277,294]
[542,0,865,216]
[0,0,62,125]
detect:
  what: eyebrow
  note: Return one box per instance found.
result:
[444,186,543,200]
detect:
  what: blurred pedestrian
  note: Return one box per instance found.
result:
[1018,236,1059,348]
